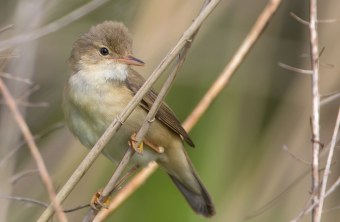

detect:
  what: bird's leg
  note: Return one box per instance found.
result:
[144,139,164,154]
[90,165,139,210]
[129,133,164,154]
[128,133,144,154]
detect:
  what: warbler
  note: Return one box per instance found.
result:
[62,21,215,217]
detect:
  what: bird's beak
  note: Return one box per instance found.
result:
[116,55,145,66]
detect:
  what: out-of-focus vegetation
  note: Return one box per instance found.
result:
[1,0,340,221]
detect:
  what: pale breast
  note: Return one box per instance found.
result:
[63,72,163,166]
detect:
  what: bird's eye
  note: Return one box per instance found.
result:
[99,47,109,56]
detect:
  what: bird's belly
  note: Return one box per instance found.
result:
[64,86,160,167]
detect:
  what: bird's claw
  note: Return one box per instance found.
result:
[128,133,144,154]
[90,190,110,210]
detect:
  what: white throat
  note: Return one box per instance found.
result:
[109,63,128,81]
[98,62,128,82]
[77,62,128,83]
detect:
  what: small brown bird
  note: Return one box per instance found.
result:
[62,21,215,217]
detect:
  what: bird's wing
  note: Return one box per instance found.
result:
[125,69,194,147]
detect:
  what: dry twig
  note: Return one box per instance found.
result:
[290,12,339,25]
[0,79,67,222]
[318,108,340,220]
[321,91,340,106]
[0,72,33,84]
[278,62,313,75]
[250,132,340,221]
[10,169,39,185]
[0,24,14,33]
[0,122,64,167]
[0,195,49,209]
[282,145,310,165]
[309,0,321,220]
[0,0,110,52]
[291,176,340,222]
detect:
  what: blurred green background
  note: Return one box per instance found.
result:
[1,0,340,221]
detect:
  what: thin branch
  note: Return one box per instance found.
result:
[291,176,340,222]
[282,145,310,165]
[94,162,158,221]
[64,204,91,213]
[0,0,110,52]
[10,169,39,185]
[278,62,313,75]
[0,100,49,108]
[0,24,14,33]
[321,91,340,107]
[37,1,221,221]
[323,205,340,213]
[1,84,50,108]
[83,149,135,222]
[0,122,64,167]
[0,55,19,59]
[246,170,309,220]
[0,194,90,212]
[183,0,283,131]
[0,85,49,107]
[0,195,49,208]
[290,12,309,26]
[0,72,33,84]
[17,84,40,100]
[309,0,321,221]
[0,79,67,222]
[290,12,339,25]
[317,18,339,23]
[250,133,340,221]
[95,0,284,220]
[318,108,340,219]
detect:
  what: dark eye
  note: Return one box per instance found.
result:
[99,47,109,56]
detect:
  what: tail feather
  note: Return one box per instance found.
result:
[157,139,215,217]
[168,172,215,217]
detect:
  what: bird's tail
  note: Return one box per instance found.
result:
[159,147,215,217]
[168,171,215,217]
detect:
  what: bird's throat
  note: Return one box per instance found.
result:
[106,63,128,81]
[77,62,129,83]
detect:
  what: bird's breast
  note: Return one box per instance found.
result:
[67,71,132,119]
[63,71,161,166]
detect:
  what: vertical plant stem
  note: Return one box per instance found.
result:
[317,108,340,221]
[309,0,320,221]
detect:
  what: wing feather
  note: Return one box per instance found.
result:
[125,69,194,147]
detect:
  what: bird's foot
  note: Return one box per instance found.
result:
[128,133,144,154]
[90,190,110,211]
[128,133,164,154]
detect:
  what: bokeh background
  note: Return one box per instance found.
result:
[1,0,340,221]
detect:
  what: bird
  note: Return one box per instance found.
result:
[62,21,215,217]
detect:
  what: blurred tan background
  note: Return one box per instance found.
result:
[1,0,340,221]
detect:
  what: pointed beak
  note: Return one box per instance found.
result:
[116,55,145,66]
